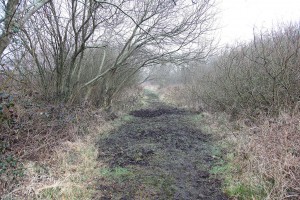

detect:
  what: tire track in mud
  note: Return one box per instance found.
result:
[95,91,228,200]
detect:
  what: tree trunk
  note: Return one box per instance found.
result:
[0,35,11,57]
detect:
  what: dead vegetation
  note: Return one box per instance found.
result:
[234,113,300,199]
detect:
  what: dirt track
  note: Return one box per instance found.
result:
[95,90,228,200]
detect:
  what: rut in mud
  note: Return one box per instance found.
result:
[95,91,227,200]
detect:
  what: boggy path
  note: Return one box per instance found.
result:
[95,90,228,200]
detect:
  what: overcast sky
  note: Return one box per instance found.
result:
[218,0,300,45]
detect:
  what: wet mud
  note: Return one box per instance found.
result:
[95,91,228,200]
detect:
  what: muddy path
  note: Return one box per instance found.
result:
[95,90,228,200]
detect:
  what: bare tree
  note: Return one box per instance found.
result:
[0,0,49,58]
[186,22,300,116]
[79,0,217,106]
[10,0,216,106]
[18,0,117,99]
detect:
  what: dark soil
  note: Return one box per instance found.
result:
[129,107,186,118]
[95,91,228,200]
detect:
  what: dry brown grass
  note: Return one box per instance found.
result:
[159,84,203,111]
[112,86,144,112]
[2,111,113,199]
[198,112,300,199]
[0,96,115,199]
[234,113,300,199]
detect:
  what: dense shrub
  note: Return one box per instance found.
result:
[187,23,300,117]
[231,113,300,199]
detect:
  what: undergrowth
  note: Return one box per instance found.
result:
[1,112,114,199]
[0,86,143,198]
[193,111,300,199]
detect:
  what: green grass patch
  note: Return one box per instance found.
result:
[39,187,61,200]
[190,113,205,122]
[121,114,134,122]
[210,162,230,175]
[225,183,266,200]
[209,150,267,200]
[211,146,222,158]
[0,155,24,177]
[100,166,175,198]
[100,167,134,181]
[144,89,159,100]
[141,174,175,197]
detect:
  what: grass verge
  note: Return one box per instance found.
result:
[191,111,269,200]
[1,113,113,200]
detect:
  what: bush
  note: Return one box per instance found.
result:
[0,92,17,124]
[232,113,300,199]
[186,23,300,118]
